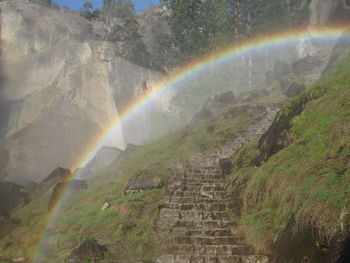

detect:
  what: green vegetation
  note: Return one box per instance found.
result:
[104,0,150,67]
[154,0,309,67]
[229,54,350,249]
[0,76,287,260]
[0,98,271,261]
[80,1,100,20]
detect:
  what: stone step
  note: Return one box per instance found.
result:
[156,254,269,263]
[170,197,230,203]
[158,219,236,229]
[172,174,224,181]
[172,182,226,188]
[168,228,235,237]
[170,236,244,246]
[159,209,230,221]
[185,170,222,175]
[172,190,231,199]
[165,203,233,211]
[163,227,243,237]
[172,185,226,192]
[171,178,225,184]
[176,244,254,255]
[185,168,221,174]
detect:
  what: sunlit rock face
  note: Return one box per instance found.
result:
[0,0,164,185]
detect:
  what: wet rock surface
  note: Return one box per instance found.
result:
[68,239,107,263]
[284,82,306,98]
[32,167,72,198]
[46,168,87,211]
[253,94,313,166]
[125,171,163,194]
[0,182,30,214]
[81,147,123,177]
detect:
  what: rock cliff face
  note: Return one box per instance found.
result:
[309,0,350,27]
[0,0,166,184]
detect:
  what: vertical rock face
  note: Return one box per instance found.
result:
[309,0,350,27]
[0,0,165,184]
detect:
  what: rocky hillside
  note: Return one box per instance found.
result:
[0,0,173,185]
[1,40,349,261]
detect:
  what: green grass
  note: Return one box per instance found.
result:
[3,53,348,261]
[230,53,350,249]
[0,95,271,261]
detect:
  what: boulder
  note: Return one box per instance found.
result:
[101,202,110,211]
[44,168,87,211]
[284,83,306,98]
[191,91,237,124]
[81,147,123,176]
[68,180,88,191]
[0,182,30,215]
[292,55,324,75]
[254,97,309,166]
[0,222,19,239]
[68,239,107,262]
[265,59,292,85]
[219,158,233,176]
[48,179,88,211]
[118,221,136,235]
[125,171,163,194]
[32,167,72,198]
[239,89,271,103]
[218,91,236,105]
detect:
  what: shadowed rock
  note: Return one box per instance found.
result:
[265,59,291,85]
[254,96,310,166]
[47,168,87,211]
[125,171,163,194]
[0,182,30,215]
[68,239,107,263]
[219,158,232,177]
[33,167,72,198]
[284,82,306,98]
[81,147,123,176]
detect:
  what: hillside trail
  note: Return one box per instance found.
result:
[156,106,279,263]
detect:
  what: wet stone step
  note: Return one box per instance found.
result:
[171,182,226,188]
[172,190,231,199]
[171,197,231,203]
[172,185,226,192]
[158,219,236,229]
[170,236,244,246]
[172,174,224,181]
[165,203,232,211]
[156,254,270,263]
[169,228,234,237]
[176,244,254,255]
[185,170,222,176]
[159,209,230,221]
[171,178,225,184]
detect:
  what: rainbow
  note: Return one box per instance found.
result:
[33,26,350,262]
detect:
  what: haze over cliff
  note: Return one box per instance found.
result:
[0,0,168,184]
[0,0,349,186]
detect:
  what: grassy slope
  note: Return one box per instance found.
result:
[5,53,348,261]
[229,54,350,250]
[0,98,274,262]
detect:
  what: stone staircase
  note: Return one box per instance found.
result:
[156,156,268,263]
[155,107,279,263]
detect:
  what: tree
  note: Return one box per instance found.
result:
[80,1,100,20]
[32,0,52,6]
[160,0,204,57]
[105,0,150,67]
